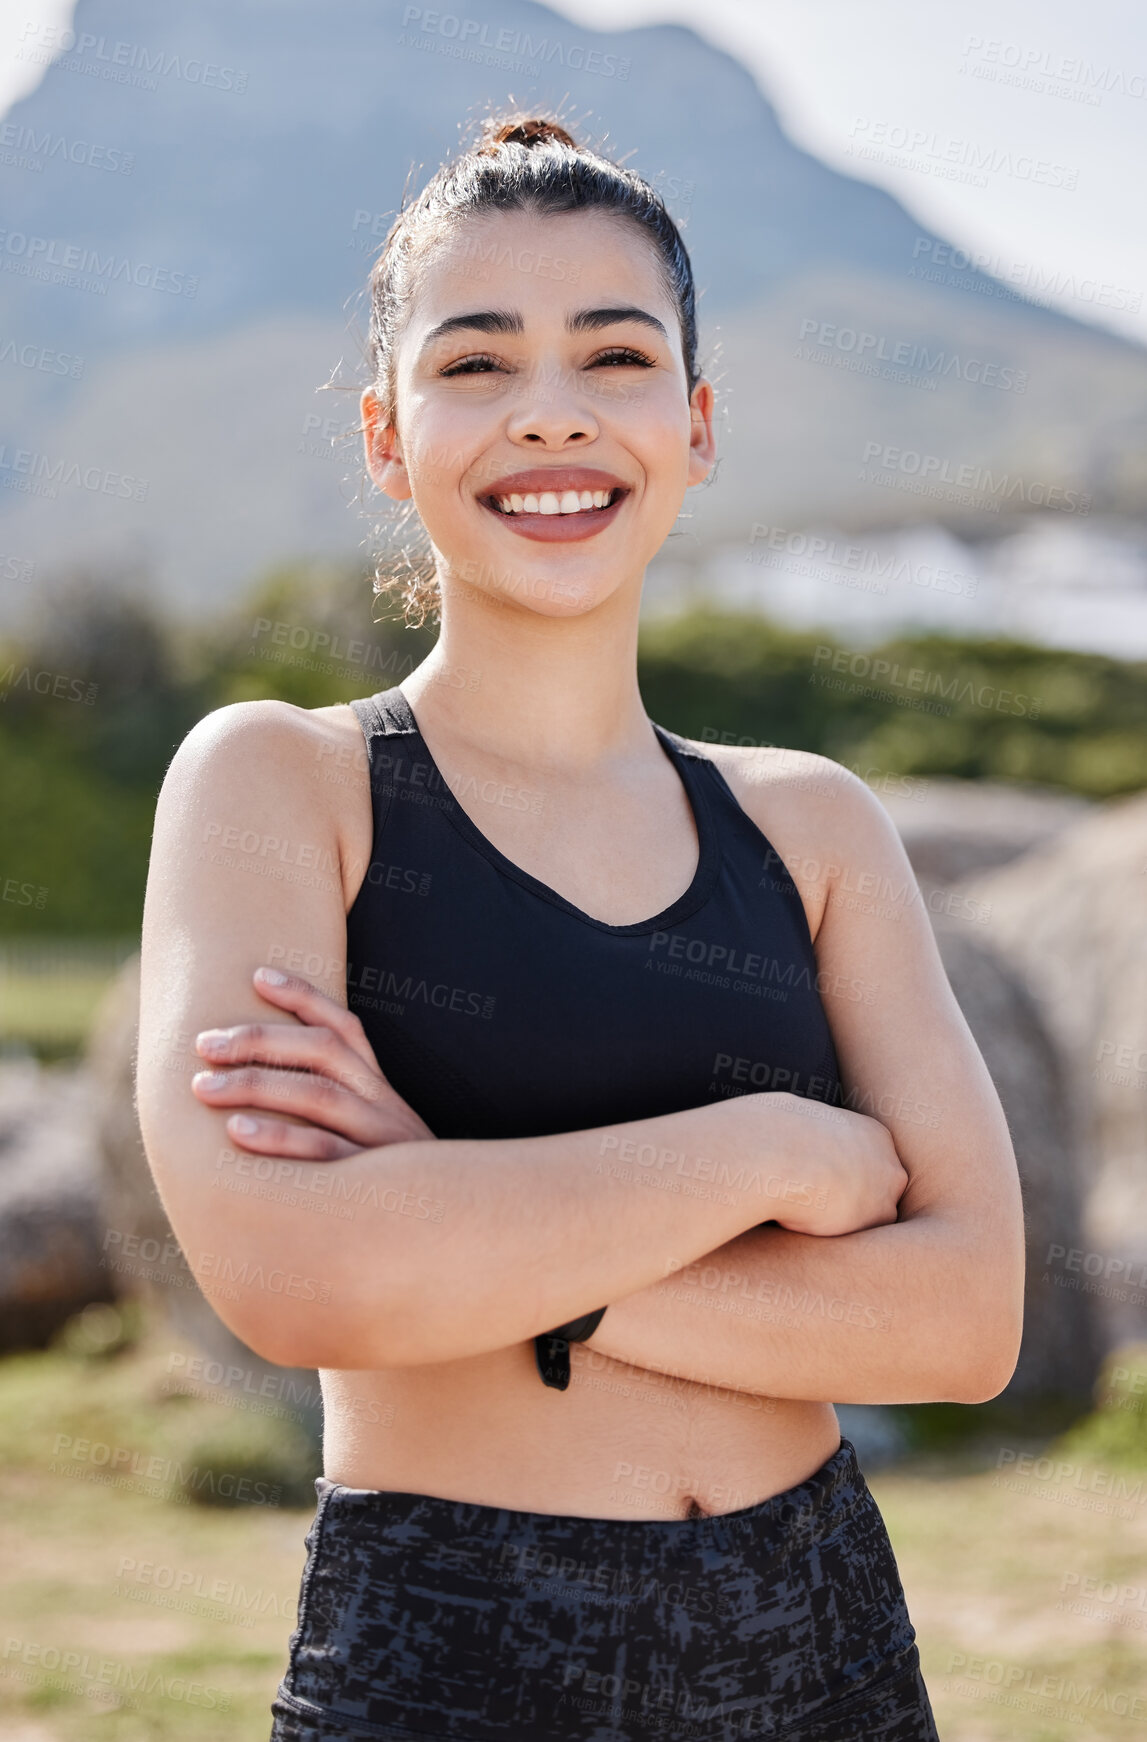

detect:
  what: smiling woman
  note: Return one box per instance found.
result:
[136,112,1023,1741]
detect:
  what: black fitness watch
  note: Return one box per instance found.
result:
[533,1306,608,1390]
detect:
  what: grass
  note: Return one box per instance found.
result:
[0,1305,320,1740]
[2,1309,1145,1739]
[0,943,137,1058]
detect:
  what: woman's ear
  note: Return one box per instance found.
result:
[686,377,717,487]
[361,388,413,501]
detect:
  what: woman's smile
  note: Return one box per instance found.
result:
[477,464,631,542]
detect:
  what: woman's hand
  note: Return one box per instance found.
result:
[190,966,435,1159]
[736,1091,909,1237]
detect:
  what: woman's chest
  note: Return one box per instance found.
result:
[345,837,843,1140]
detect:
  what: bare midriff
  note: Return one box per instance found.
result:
[320,1346,839,1520]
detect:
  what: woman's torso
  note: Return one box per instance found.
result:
[316,682,844,1518]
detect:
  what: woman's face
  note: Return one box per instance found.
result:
[362,207,715,619]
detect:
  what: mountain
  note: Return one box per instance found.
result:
[1,0,1144,621]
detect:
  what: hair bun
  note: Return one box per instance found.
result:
[479,115,578,154]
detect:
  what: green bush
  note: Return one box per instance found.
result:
[1051,1343,1147,1470]
[3,566,1145,945]
[176,1413,323,1510]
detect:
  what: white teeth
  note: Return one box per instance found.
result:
[491,486,619,515]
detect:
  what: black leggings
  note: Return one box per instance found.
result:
[269,1438,938,1741]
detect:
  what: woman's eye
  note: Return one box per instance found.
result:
[439,354,506,377]
[589,347,657,368]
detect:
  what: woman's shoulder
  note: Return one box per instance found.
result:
[162,698,364,795]
[148,696,378,924]
[681,737,886,829]
[677,737,911,941]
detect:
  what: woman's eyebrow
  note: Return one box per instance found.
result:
[419,304,668,356]
[422,309,524,350]
[568,306,668,339]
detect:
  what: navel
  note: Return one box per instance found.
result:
[683,1496,709,1519]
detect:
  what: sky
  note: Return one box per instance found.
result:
[553,0,1147,345]
[1,0,1144,343]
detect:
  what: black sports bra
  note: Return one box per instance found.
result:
[344,684,844,1142]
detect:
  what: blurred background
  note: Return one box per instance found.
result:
[2,1,1147,1736]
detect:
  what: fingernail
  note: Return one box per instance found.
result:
[192,1072,228,1090]
[231,1115,259,1134]
[256,967,288,985]
[197,1031,229,1056]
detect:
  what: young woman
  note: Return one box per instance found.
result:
[137,116,1024,1742]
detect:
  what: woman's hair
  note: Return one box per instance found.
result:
[363,112,700,625]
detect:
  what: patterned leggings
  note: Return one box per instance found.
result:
[268,1438,939,1741]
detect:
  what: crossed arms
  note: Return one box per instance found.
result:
[136,702,1025,1404]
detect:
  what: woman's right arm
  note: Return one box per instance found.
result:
[138,705,901,1372]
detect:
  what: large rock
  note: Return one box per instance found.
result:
[877,776,1092,889]
[0,1057,115,1351]
[874,778,1101,1398]
[928,917,1100,1402]
[958,792,1147,1346]
[88,957,323,1438]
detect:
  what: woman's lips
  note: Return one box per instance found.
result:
[479,487,628,543]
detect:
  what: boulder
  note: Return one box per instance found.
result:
[873,778,1102,1398]
[877,776,1092,889]
[958,792,1147,1346]
[927,916,1100,1403]
[0,1057,115,1351]
[88,957,323,1438]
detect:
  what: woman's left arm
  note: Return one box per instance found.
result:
[585,761,1026,1406]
